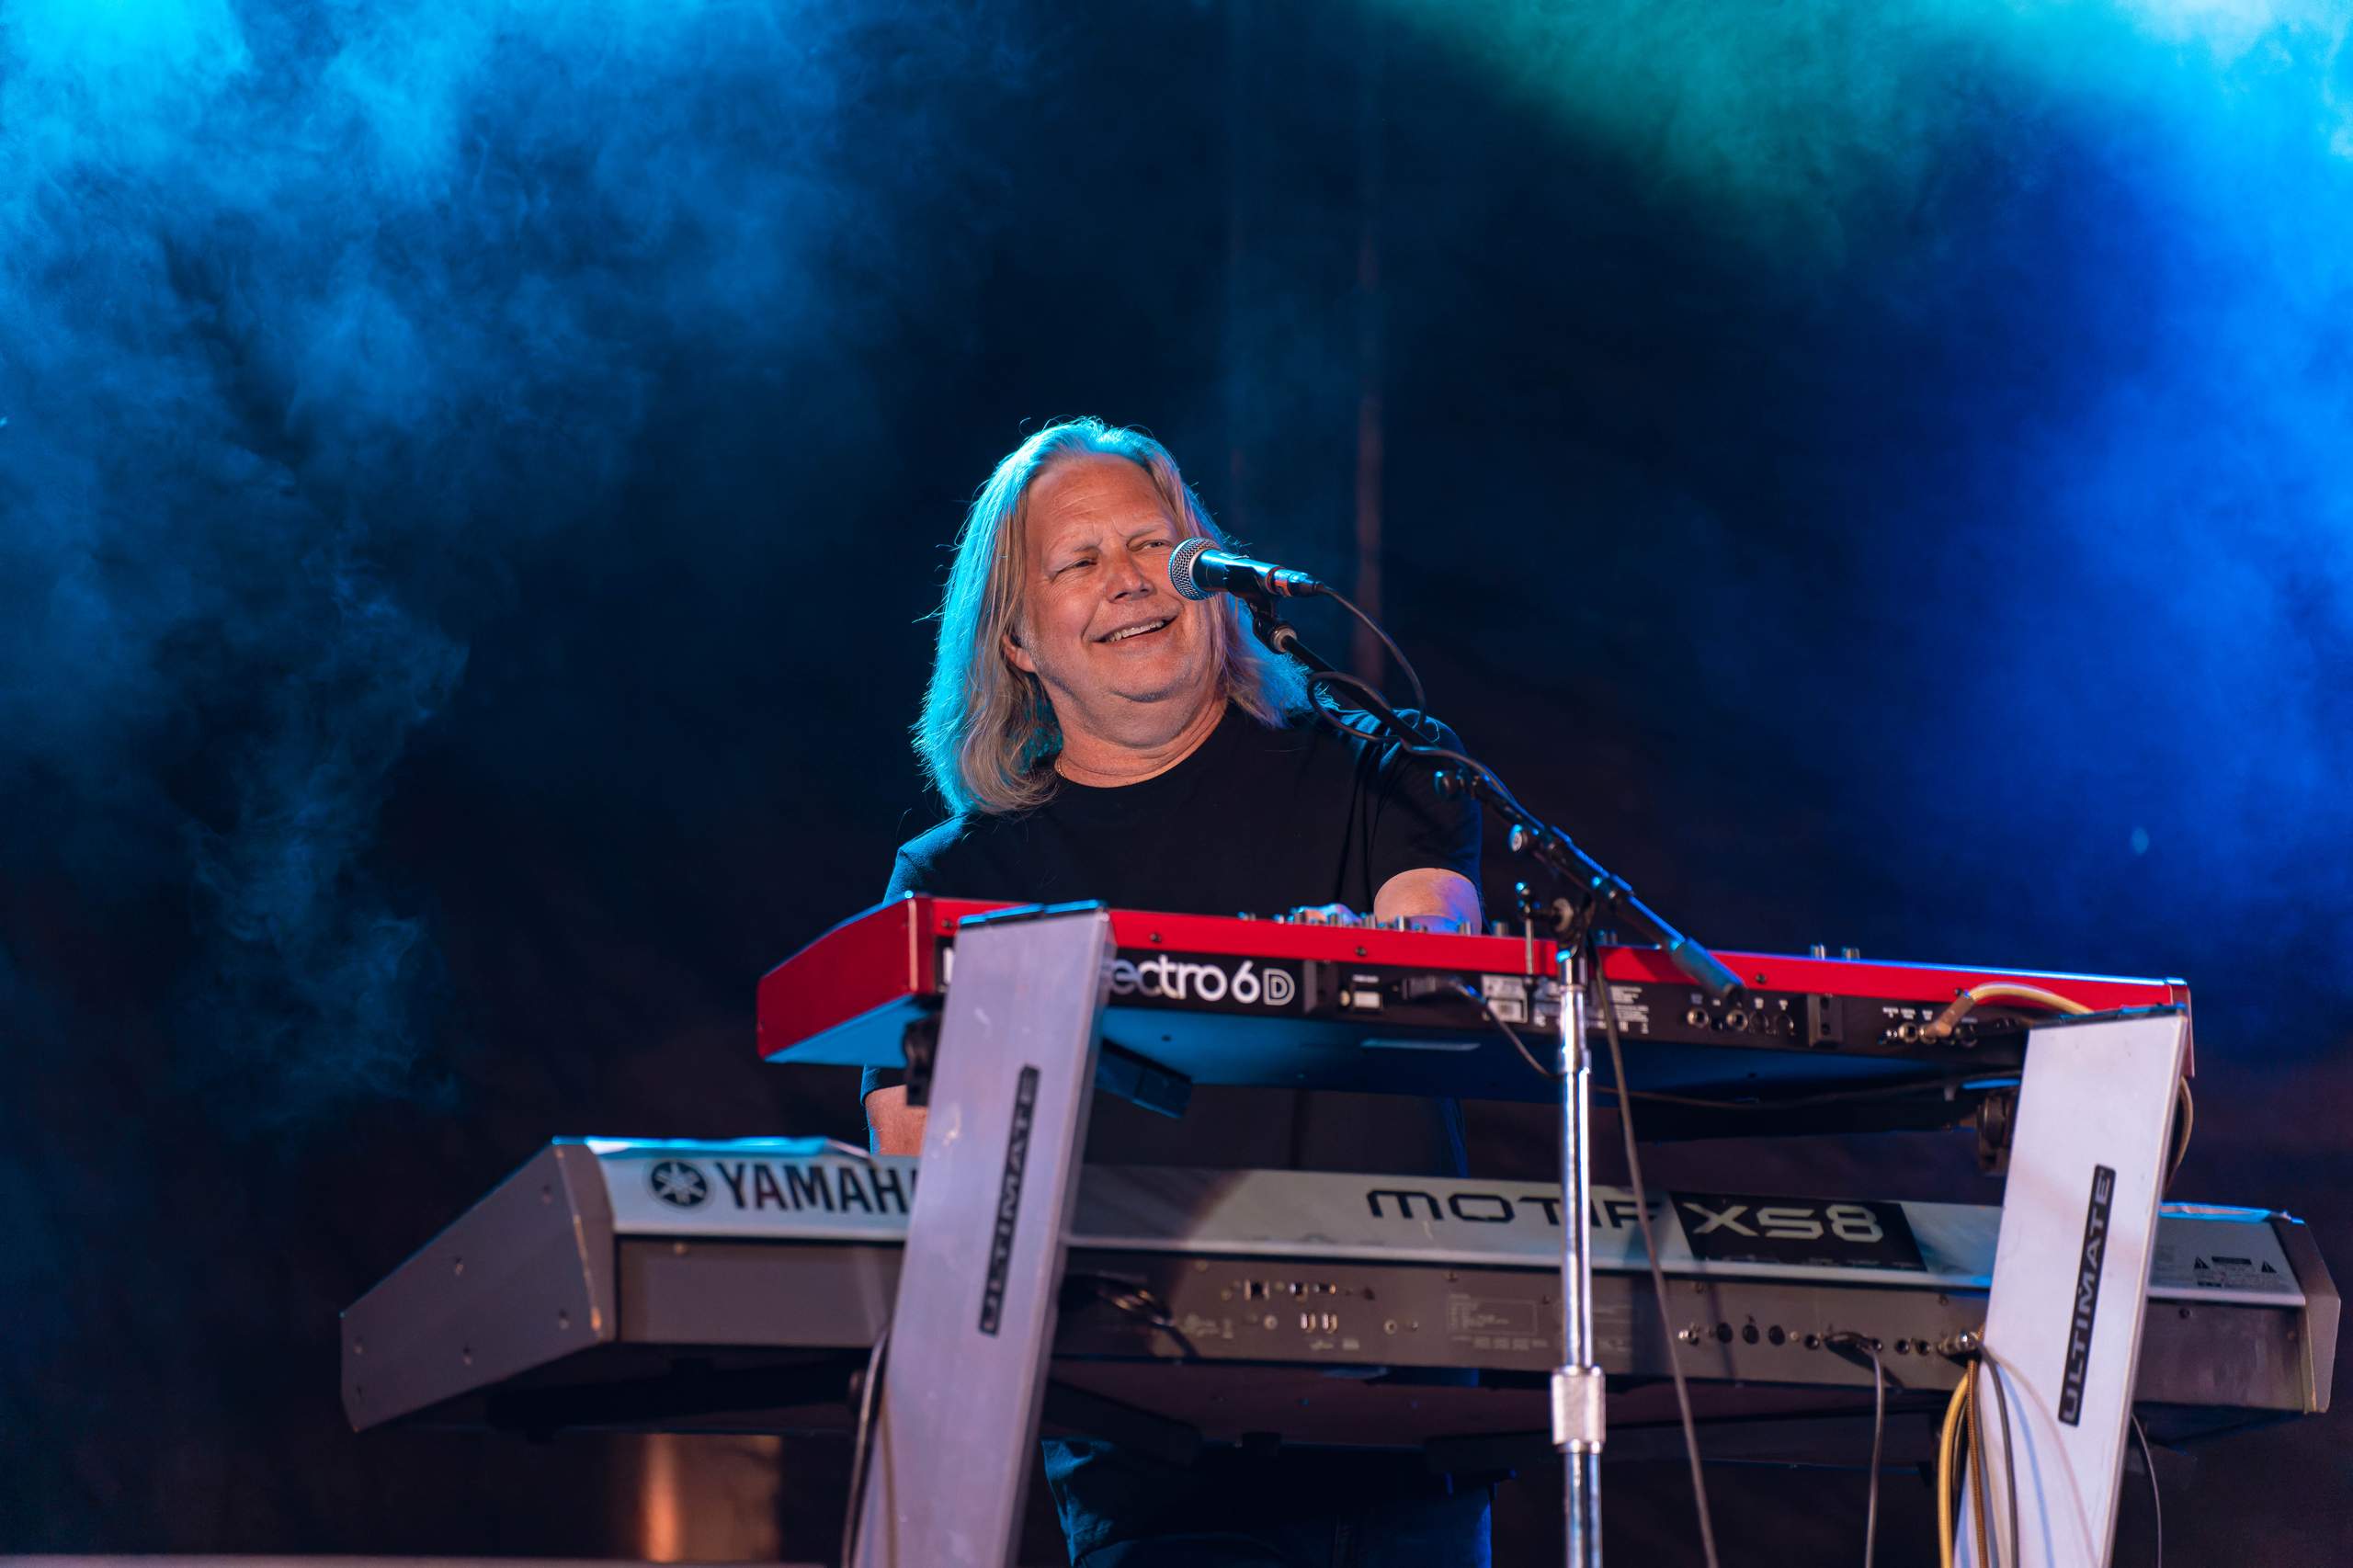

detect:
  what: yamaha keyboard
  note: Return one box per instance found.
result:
[757,896,2190,1116]
[342,1138,2331,1461]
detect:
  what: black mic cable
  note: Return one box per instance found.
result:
[1165,538,1427,711]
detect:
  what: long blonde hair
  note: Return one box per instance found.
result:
[916,418,1308,815]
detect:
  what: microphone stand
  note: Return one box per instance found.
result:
[1240,595,1741,996]
[1242,591,1739,1568]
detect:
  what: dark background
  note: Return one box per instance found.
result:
[5,0,2349,1561]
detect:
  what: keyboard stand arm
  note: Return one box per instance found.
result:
[1960,1010,2191,1568]
[854,905,1117,1568]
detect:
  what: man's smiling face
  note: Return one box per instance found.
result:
[1005,453,1216,740]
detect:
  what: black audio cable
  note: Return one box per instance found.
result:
[2131,1413,2165,1568]
[1595,949,1722,1568]
[1981,1345,2021,1568]
[1933,1335,2022,1568]
[1323,589,1428,712]
[1064,1273,1201,1360]
[1451,980,1564,1081]
[1824,1331,1887,1568]
[839,1319,891,1568]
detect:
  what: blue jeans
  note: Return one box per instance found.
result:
[1046,1440,1492,1568]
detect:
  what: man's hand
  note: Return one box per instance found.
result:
[1292,869,1482,933]
[1373,867,1483,932]
[864,1084,926,1155]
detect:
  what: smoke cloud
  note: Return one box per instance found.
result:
[0,0,1021,1123]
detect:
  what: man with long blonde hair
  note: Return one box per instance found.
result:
[865,418,1491,1565]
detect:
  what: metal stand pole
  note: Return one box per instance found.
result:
[1554,947,1605,1567]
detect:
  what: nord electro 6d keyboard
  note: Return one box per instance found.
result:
[756,895,2190,1108]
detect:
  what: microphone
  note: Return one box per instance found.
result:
[1167,537,1330,601]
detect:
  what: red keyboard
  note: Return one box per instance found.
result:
[757,897,2188,1104]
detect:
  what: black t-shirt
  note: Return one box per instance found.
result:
[866,701,1481,1175]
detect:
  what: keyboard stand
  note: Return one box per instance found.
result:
[853,904,1115,1568]
[1958,1009,2191,1568]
